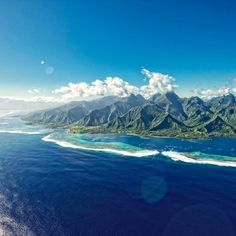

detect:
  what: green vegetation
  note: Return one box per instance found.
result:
[24,92,236,139]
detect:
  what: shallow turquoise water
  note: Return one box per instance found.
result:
[43,130,236,167]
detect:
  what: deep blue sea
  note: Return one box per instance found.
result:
[0,116,236,236]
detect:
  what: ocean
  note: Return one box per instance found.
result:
[0,116,236,235]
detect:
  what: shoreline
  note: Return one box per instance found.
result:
[67,127,236,140]
[18,116,236,140]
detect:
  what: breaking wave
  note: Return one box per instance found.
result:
[162,151,236,168]
[42,134,159,157]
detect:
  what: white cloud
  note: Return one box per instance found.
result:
[53,69,177,100]
[140,69,178,98]
[193,86,231,100]
[0,95,63,104]
[53,77,139,99]
[193,77,236,100]
[105,77,140,97]
[28,88,41,94]
[25,96,63,103]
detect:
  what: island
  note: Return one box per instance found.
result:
[23,92,236,139]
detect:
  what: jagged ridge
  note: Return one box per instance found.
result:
[24,92,236,138]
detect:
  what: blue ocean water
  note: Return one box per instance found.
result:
[0,117,236,235]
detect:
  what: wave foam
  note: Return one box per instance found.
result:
[162,151,236,168]
[42,134,159,157]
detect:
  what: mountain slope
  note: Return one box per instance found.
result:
[182,96,213,126]
[24,96,119,125]
[216,104,236,126]
[195,116,235,135]
[207,94,236,112]
[150,92,187,121]
[24,91,236,138]
[150,114,187,131]
[105,103,188,133]
[77,94,147,126]
[106,104,164,130]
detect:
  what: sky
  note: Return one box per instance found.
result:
[1,0,236,102]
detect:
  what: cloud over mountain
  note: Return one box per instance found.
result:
[140,69,178,98]
[53,69,178,100]
[193,86,232,100]
[53,77,139,99]
[192,78,236,100]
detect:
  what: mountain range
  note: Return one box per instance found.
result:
[23,92,236,138]
[24,96,119,126]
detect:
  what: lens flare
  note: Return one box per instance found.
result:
[141,176,167,204]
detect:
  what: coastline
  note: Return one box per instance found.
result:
[19,117,236,140]
[67,126,236,140]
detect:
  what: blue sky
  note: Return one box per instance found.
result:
[1,0,236,101]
